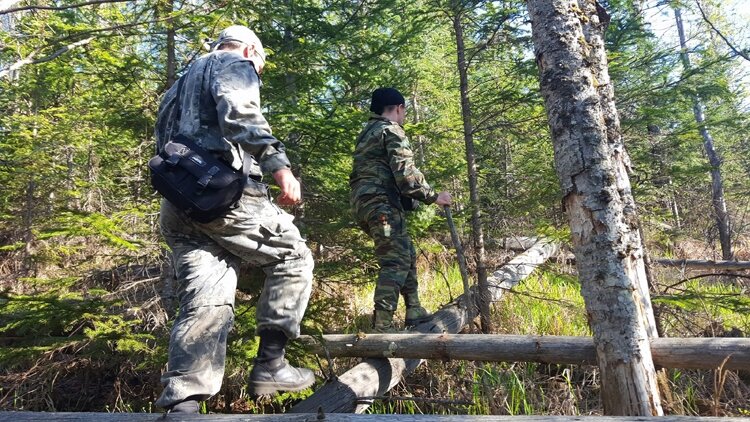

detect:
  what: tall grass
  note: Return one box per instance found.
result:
[340,254,750,416]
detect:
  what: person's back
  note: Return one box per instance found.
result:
[349,116,403,211]
[349,88,451,332]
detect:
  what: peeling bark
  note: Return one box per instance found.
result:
[527,0,662,415]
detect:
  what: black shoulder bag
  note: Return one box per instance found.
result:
[148,77,251,223]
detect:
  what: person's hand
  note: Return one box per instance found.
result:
[435,191,452,206]
[272,168,301,206]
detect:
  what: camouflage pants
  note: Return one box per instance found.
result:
[155,181,313,408]
[355,201,421,312]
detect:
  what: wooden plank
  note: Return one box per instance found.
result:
[0,411,746,421]
[290,240,559,414]
[300,334,750,370]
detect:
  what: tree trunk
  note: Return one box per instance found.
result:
[410,87,426,167]
[527,0,662,416]
[165,0,176,89]
[451,10,491,334]
[674,8,732,260]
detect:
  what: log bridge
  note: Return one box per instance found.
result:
[288,238,748,414]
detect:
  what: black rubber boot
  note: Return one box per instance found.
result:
[248,329,315,395]
[167,397,200,414]
[248,359,315,395]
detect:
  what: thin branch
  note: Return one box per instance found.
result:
[0,37,93,79]
[1,0,130,15]
[1,0,223,79]
[695,0,750,62]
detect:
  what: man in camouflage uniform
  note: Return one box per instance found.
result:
[349,87,452,332]
[153,25,315,414]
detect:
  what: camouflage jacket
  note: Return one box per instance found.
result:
[349,116,438,211]
[155,50,290,178]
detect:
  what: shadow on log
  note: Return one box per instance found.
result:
[290,239,559,414]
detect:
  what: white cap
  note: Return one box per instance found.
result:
[213,25,266,66]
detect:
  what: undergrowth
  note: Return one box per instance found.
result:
[2,233,749,415]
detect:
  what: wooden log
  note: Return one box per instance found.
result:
[290,240,559,414]
[0,411,745,421]
[300,334,750,371]
[485,236,540,251]
[655,259,750,271]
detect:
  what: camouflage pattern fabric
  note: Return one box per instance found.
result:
[154,48,313,408]
[155,189,313,408]
[349,116,439,211]
[350,116,436,312]
[354,201,420,311]
[155,50,288,176]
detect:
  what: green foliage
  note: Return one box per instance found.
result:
[1,0,750,415]
[0,290,156,370]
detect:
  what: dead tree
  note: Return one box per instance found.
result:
[674,7,733,260]
[527,0,663,415]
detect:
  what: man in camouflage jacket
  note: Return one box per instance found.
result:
[349,87,452,332]
[154,25,314,414]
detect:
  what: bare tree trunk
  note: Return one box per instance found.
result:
[528,0,663,415]
[281,2,307,235]
[410,87,425,167]
[21,180,36,277]
[451,10,491,333]
[674,8,732,260]
[303,334,750,371]
[164,0,176,89]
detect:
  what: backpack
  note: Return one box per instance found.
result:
[149,76,250,223]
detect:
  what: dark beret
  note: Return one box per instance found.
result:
[369,87,405,114]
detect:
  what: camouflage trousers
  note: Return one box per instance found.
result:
[355,201,421,312]
[155,181,314,408]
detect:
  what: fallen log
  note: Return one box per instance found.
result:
[485,236,540,251]
[299,334,750,371]
[488,237,750,271]
[290,239,559,414]
[655,259,750,271]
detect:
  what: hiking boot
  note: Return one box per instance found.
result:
[405,306,432,326]
[167,398,200,414]
[372,309,398,333]
[248,359,315,395]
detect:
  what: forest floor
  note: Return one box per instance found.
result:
[1,233,749,416]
